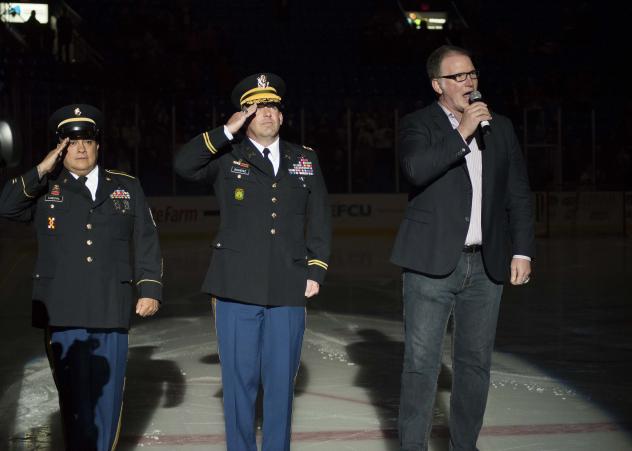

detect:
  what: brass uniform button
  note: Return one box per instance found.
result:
[86,256,93,263]
[86,223,92,230]
[271,197,277,203]
[87,240,93,246]
[271,212,277,218]
[271,228,276,235]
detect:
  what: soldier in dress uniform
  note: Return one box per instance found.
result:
[0,104,162,451]
[174,73,331,451]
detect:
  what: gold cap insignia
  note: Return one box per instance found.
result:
[257,74,269,88]
[74,108,82,116]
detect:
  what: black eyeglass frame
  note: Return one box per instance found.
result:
[436,70,480,82]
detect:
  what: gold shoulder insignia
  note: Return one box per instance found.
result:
[105,169,136,179]
[302,145,315,152]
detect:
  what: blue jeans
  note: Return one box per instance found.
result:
[398,251,503,451]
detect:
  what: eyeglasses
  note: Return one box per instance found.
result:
[437,70,479,82]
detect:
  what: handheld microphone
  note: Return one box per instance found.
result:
[468,90,491,135]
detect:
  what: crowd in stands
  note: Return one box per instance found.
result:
[1,0,630,193]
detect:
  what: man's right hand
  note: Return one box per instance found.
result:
[457,101,491,140]
[37,138,69,179]
[225,104,257,135]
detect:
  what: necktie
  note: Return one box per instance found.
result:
[79,175,92,200]
[263,148,275,176]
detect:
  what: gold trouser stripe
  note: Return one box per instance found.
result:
[44,328,60,389]
[57,117,96,128]
[294,306,307,383]
[291,306,307,416]
[308,259,328,270]
[202,132,217,154]
[212,297,221,362]
[21,176,34,198]
[136,279,162,286]
[110,377,126,450]
[45,328,69,441]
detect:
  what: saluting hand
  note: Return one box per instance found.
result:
[305,279,320,298]
[225,104,257,135]
[37,138,69,179]
[136,298,160,317]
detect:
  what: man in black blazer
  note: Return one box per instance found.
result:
[0,104,162,450]
[391,46,534,450]
[174,73,331,451]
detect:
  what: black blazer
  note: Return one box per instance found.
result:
[390,102,534,282]
[0,167,163,328]
[174,127,331,307]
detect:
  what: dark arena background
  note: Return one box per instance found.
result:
[1,1,631,449]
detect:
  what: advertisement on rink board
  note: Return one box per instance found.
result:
[147,195,411,277]
[145,192,628,240]
[147,195,410,237]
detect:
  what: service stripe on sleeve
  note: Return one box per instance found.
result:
[308,259,328,270]
[202,132,217,154]
[21,176,34,198]
[136,279,163,286]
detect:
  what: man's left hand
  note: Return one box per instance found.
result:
[510,258,531,286]
[136,298,160,317]
[305,280,320,298]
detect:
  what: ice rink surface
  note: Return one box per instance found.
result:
[1,228,631,450]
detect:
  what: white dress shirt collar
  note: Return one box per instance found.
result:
[248,137,280,174]
[69,165,99,201]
